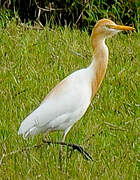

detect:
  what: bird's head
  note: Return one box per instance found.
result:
[92,19,135,40]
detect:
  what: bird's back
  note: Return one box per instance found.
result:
[18,68,93,138]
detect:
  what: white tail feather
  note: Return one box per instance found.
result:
[18,115,41,139]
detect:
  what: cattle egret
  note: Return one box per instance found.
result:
[18,19,134,143]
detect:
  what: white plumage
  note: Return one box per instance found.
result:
[18,19,134,142]
[18,67,93,139]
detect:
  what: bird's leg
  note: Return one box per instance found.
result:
[59,127,72,170]
[59,126,72,157]
[59,133,65,170]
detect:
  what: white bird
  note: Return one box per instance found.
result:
[18,19,134,143]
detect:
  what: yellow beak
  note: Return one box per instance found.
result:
[110,24,135,31]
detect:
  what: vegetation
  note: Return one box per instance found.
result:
[0,0,139,31]
[0,20,139,179]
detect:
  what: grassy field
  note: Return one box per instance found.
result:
[0,20,140,179]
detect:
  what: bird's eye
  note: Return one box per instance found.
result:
[106,25,111,29]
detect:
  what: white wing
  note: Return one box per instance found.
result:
[18,68,92,138]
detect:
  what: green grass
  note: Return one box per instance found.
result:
[0,20,140,179]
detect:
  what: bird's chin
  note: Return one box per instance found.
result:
[107,29,121,38]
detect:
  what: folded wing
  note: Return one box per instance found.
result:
[18,69,92,138]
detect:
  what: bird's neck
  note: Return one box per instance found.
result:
[89,36,109,99]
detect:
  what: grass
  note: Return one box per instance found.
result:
[0,20,140,179]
